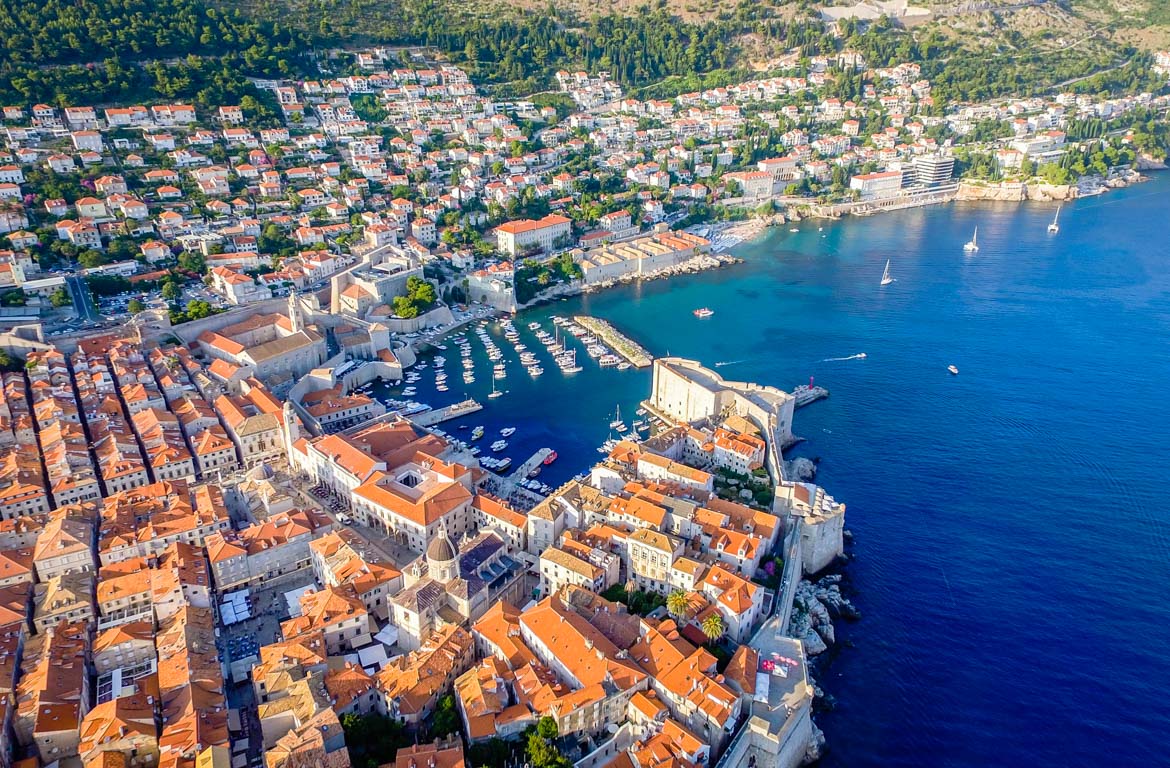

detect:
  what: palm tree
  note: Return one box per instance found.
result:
[701,613,725,644]
[666,590,689,621]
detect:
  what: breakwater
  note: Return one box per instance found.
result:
[573,316,652,368]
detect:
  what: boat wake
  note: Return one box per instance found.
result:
[714,360,744,367]
[820,353,867,362]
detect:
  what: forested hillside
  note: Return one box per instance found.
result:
[0,0,305,105]
[0,0,1164,108]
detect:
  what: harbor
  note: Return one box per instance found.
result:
[573,316,653,368]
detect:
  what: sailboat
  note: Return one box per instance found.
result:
[880,259,894,286]
[963,226,979,253]
[488,377,503,399]
[609,404,626,431]
[1048,204,1061,234]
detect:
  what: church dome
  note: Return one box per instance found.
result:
[426,530,457,563]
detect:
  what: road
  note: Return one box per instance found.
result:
[66,275,101,322]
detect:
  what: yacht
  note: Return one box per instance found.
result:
[491,440,508,452]
[528,365,544,377]
[1048,204,1061,234]
[880,259,894,286]
[963,226,979,253]
[693,307,714,318]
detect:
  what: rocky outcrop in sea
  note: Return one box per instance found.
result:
[789,574,860,657]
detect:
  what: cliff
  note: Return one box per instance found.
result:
[956,181,1077,202]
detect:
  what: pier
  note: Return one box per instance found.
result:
[573,316,652,368]
[508,448,554,483]
[411,398,482,426]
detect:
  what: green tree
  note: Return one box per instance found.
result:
[127,299,145,313]
[701,613,725,643]
[526,717,570,768]
[49,287,72,307]
[162,282,182,302]
[666,590,689,621]
[431,694,460,738]
[0,349,24,372]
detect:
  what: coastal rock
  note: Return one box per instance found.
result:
[786,457,817,481]
[1026,183,1076,202]
[803,722,827,764]
[815,621,836,646]
[1137,153,1167,171]
[801,628,828,656]
[956,180,1026,202]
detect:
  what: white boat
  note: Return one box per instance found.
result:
[693,307,714,318]
[617,362,631,370]
[963,226,979,253]
[491,440,508,452]
[528,322,541,331]
[609,405,626,431]
[471,426,485,440]
[488,380,504,399]
[948,365,959,376]
[1048,204,1061,234]
[528,365,544,376]
[880,259,894,286]
[501,427,516,437]
[495,457,512,471]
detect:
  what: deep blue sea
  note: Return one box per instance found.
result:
[390,173,1170,766]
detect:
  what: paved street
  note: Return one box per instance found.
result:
[66,275,101,322]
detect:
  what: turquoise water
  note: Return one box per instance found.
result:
[392,174,1170,765]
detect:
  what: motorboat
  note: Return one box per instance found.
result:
[491,440,508,452]
[500,427,516,437]
[693,308,714,318]
[948,365,959,376]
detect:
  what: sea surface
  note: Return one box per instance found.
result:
[381,174,1170,766]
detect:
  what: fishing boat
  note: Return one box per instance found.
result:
[693,307,714,318]
[880,259,895,286]
[963,226,979,253]
[1048,204,1061,234]
[948,365,959,376]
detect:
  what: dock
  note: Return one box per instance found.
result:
[509,448,554,482]
[573,316,652,368]
[792,385,829,408]
[412,398,482,426]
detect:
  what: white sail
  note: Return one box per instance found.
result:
[881,259,894,286]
